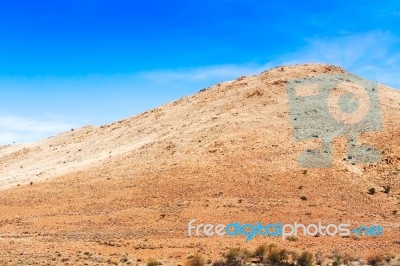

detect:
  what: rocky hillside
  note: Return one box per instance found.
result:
[0,64,399,265]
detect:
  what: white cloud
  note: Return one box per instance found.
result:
[0,31,398,145]
[0,116,74,132]
[136,31,400,89]
[0,115,76,145]
[140,63,270,83]
[275,31,400,89]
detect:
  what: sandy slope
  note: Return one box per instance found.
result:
[0,64,399,265]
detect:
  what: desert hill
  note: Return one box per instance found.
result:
[0,64,399,265]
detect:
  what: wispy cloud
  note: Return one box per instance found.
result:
[140,63,269,83]
[0,115,76,145]
[0,115,74,132]
[136,31,399,89]
[0,31,398,145]
[276,31,400,88]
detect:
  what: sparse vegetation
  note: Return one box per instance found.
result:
[185,253,205,266]
[366,253,384,266]
[136,242,396,266]
[225,248,251,266]
[253,245,268,261]
[186,245,398,266]
[368,187,376,195]
[315,251,323,266]
[212,260,225,266]
[342,253,355,266]
[247,89,263,98]
[286,235,298,242]
[383,253,395,265]
[331,254,342,266]
[296,251,313,266]
[265,245,289,266]
[147,258,161,266]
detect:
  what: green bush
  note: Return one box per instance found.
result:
[342,253,356,266]
[368,188,376,195]
[332,254,342,266]
[367,253,384,266]
[383,186,390,194]
[185,253,205,266]
[212,260,226,266]
[383,253,395,264]
[253,244,268,261]
[225,248,251,266]
[287,235,299,242]
[296,251,313,266]
[266,246,289,266]
[147,258,161,266]
[315,251,323,266]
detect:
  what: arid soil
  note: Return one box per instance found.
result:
[0,64,399,265]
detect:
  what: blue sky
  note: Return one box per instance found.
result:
[0,0,399,144]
